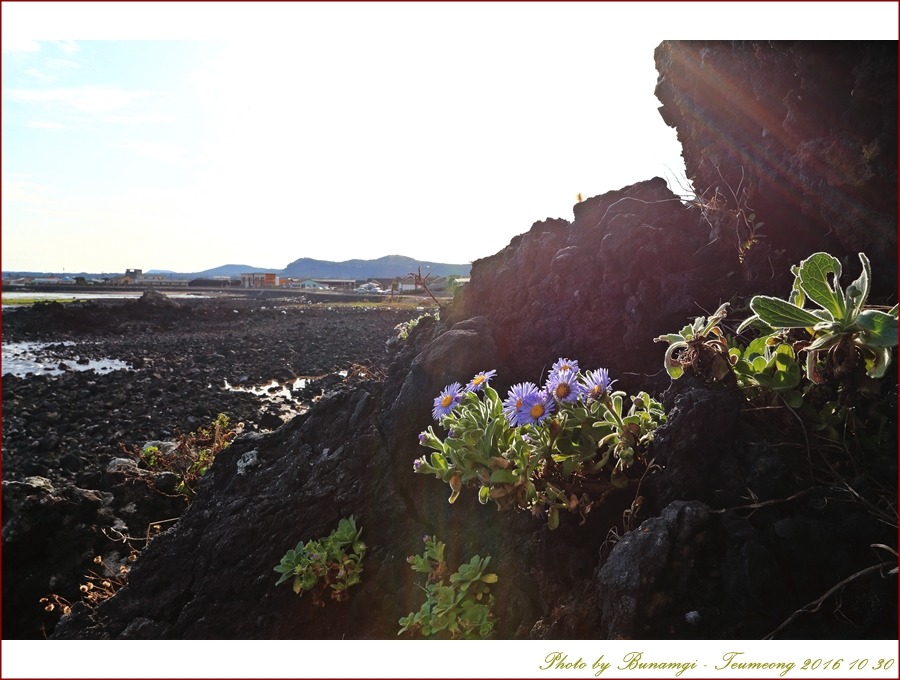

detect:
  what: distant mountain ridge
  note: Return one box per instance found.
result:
[151,255,470,280]
[280,254,470,279]
[6,256,470,281]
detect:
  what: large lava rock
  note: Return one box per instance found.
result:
[654,41,897,298]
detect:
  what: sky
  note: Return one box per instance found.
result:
[2,3,897,275]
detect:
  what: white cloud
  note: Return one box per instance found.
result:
[1,177,47,203]
[46,57,81,70]
[120,139,187,165]
[26,121,69,129]
[101,112,176,125]
[6,86,153,113]
[51,39,79,54]
[24,68,57,82]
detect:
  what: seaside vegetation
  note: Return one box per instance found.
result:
[274,516,366,606]
[130,413,242,500]
[2,296,88,306]
[398,535,498,639]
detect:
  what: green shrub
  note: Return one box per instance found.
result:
[274,516,366,606]
[137,413,240,499]
[398,535,497,639]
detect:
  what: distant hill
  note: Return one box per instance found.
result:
[189,264,281,278]
[5,256,471,282]
[281,254,470,279]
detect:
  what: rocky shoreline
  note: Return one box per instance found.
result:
[2,292,422,638]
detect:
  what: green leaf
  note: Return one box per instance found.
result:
[845,252,871,319]
[610,466,629,488]
[548,507,560,530]
[478,485,491,505]
[797,252,846,319]
[772,343,795,369]
[806,332,841,352]
[489,469,518,484]
[856,310,898,348]
[865,346,893,379]
[662,342,686,379]
[750,295,823,328]
[736,314,775,336]
[655,333,687,344]
[782,390,803,409]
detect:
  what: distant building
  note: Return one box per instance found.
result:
[188,277,234,288]
[111,268,169,285]
[31,276,74,285]
[308,278,355,290]
[240,272,279,288]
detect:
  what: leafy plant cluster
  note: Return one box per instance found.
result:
[656,252,897,441]
[398,535,498,639]
[137,413,241,499]
[274,516,366,607]
[394,310,438,341]
[413,362,666,529]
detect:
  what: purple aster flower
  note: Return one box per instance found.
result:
[551,357,580,376]
[518,389,555,425]
[502,382,539,426]
[413,458,423,472]
[466,369,497,393]
[432,382,464,420]
[582,368,617,401]
[417,432,427,445]
[546,368,585,404]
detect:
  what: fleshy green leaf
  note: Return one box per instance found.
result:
[548,507,560,530]
[796,252,846,319]
[781,390,803,409]
[489,469,518,484]
[856,310,898,348]
[845,252,871,319]
[750,295,823,328]
[865,346,893,378]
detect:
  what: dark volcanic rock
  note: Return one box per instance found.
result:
[16,42,897,642]
[654,40,897,299]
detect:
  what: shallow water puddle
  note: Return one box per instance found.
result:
[1,341,131,377]
[222,376,314,399]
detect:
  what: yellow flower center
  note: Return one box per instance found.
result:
[555,383,570,400]
[441,395,454,408]
[530,403,545,419]
[473,375,485,386]
[515,398,523,408]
